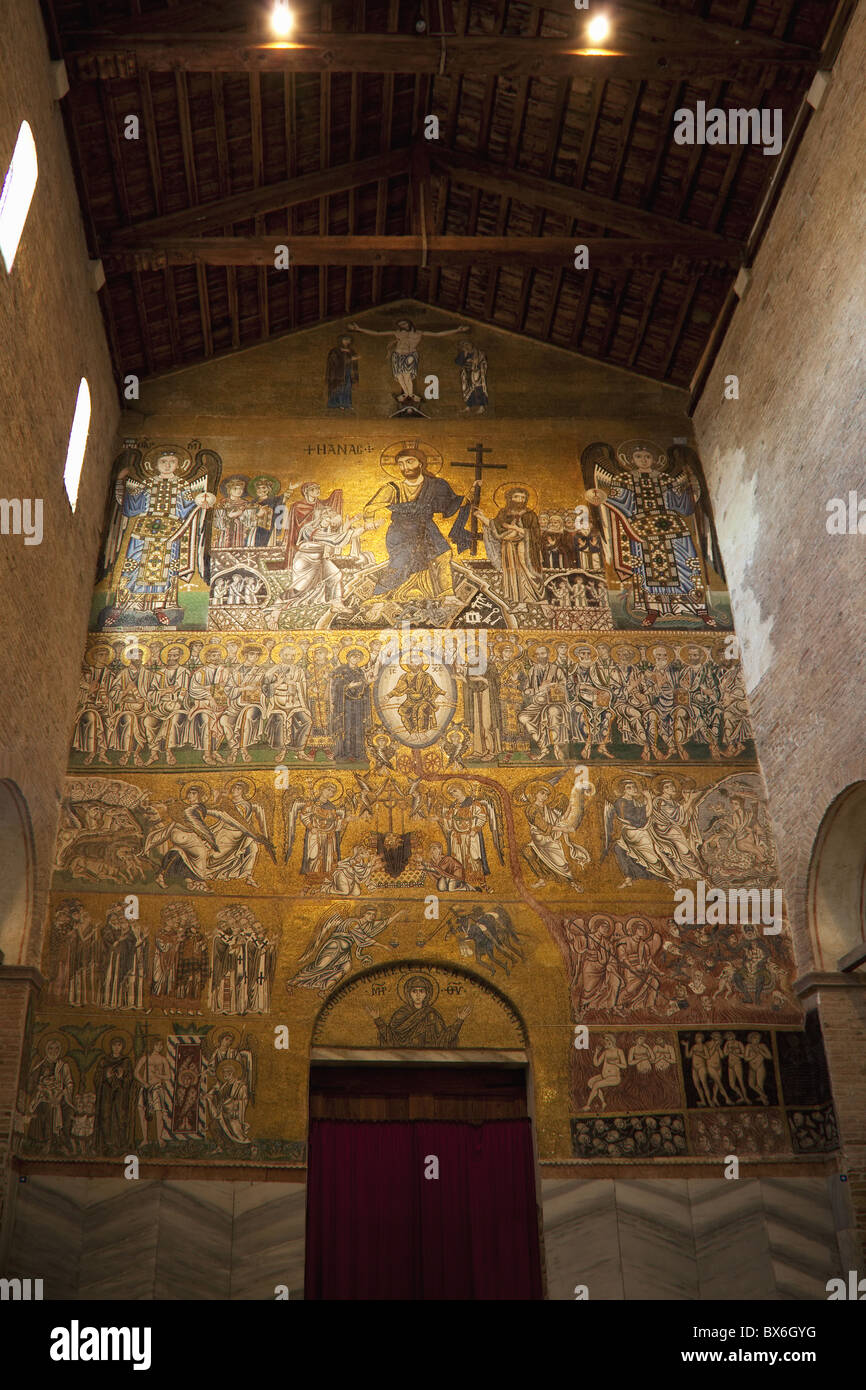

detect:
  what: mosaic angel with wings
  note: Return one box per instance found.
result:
[581,440,725,628]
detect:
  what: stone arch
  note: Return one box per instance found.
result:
[0,779,36,965]
[806,781,866,971]
[311,957,529,1050]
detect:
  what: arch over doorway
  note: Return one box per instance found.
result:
[311,957,529,1051]
[806,781,866,971]
[0,779,36,965]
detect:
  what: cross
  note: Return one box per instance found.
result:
[450,442,506,555]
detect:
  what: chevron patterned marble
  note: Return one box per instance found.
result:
[541,1177,844,1300]
[6,1173,842,1300]
[5,1176,304,1300]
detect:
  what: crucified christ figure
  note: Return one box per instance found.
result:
[348,317,469,403]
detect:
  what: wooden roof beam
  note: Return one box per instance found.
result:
[104,234,743,270]
[428,147,739,249]
[535,0,818,65]
[64,33,819,81]
[105,149,411,245]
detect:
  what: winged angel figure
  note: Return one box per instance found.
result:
[286,905,403,993]
[98,440,222,627]
[580,440,725,628]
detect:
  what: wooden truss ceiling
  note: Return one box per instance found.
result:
[43,0,850,391]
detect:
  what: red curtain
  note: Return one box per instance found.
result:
[305,1117,543,1300]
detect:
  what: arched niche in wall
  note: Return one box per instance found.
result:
[806,781,866,972]
[312,959,528,1052]
[0,779,36,965]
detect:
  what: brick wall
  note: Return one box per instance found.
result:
[692,2,866,1256]
[0,0,118,1239]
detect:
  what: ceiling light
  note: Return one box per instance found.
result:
[587,14,610,43]
[271,1,294,38]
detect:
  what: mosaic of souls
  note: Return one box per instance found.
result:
[20,329,837,1169]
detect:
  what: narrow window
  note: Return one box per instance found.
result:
[0,121,38,272]
[64,378,90,511]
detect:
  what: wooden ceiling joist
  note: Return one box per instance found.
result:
[65,32,820,82]
[105,233,743,270]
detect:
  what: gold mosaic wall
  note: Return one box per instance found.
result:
[21,312,837,1170]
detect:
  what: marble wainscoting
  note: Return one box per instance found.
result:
[4,1176,305,1300]
[541,1176,844,1300]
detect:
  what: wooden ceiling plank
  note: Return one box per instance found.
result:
[319,3,332,325]
[373,0,400,304]
[344,61,362,313]
[250,73,270,340]
[661,272,700,379]
[371,179,387,303]
[139,73,164,215]
[176,71,215,357]
[428,0,472,305]
[595,76,643,360]
[483,7,542,323]
[95,76,157,372]
[284,72,297,329]
[212,71,240,351]
[627,267,663,368]
[513,60,573,334]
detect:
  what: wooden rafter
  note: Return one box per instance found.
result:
[104,149,411,245]
[430,147,739,250]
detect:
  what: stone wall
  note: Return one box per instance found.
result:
[0,0,118,1244]
[692,2,866,1256]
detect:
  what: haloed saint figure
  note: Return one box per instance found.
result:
[366,973,471,1047]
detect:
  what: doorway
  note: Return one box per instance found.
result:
[304,1063,543,1300]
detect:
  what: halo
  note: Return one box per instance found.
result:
[526,640,554,661]
[523,778,556,801]
[248,475,280,497]
[159,639,190,665]
[219,473,251,496]
[101,1028,134,1056]
[615,774,645,795]
[443,778,470,802]
[140,444,194,479]
[569,639,597,661]
[492,481,539,513]
[200,640,227,663]
[615,438,665,471]
[611,644,637,662]
[397,971,439,1005]
[120,640,149,665]
[312,777,343,802]
[380,440,443,479]
[181,781,212,803]
[209,1025,238,1049]
[339,644,370,665]
[37,1031,70,1057]
[216,1059,242,1082]
[225,776,255,800]
[271,641,302,663]
[652,773,695,792]
[237,641,269,665]
[87,643,115,669]
[309,642,334,663]
[678,642,707,662]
